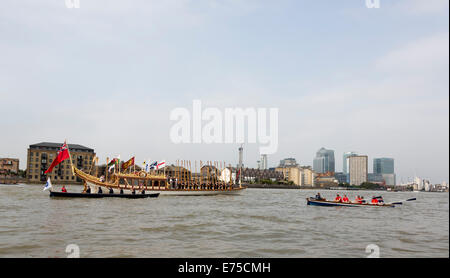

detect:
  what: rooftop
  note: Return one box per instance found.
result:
[29,142,94,152]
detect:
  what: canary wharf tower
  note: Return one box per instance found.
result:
[313,147,335,173]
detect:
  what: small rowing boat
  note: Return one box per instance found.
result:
[306,198,395,208]
[49,191,159,199]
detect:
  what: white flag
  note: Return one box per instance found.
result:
[156,160,166,170]
[43,177,52,191]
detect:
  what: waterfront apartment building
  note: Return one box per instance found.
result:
[240,168,284,183]
[0,158,19,174]
[313,148,335,174]
[348,155,368,186]
[275,166,301,185]
[27,142,95,184]
[275,165,314,186]
[299,166,314,186]
[373,157,396,185]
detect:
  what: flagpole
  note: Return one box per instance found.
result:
[200,160,203,187]
[188,160,191,189]
[66,139,75,175]
[229,163,232,189]
[106,157,109,182]
[206,161,210,188]
[181,160,184,186]
[95,157,99,177]
[176,160,178,187]
[88,155,96,175]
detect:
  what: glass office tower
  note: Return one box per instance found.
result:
[313,147,335,173]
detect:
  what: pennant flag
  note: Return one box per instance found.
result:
[107,158,117,167]
[45,141,70,174]
[236,168,241,183]
[145,159,150,172]
[43,177,52,191]
[149,161,158,170]
[108,163,115,173]
[107,159,117,172]
[122,157,135,171]
[156,160,166,170]
[108,155,120,172]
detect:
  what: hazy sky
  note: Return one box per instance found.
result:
[1,0,448,183]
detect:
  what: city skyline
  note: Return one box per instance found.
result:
[0,0,448,184]
[9,141,442,185]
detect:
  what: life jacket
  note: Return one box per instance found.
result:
[343,196,349,202]
[371,198,378,204]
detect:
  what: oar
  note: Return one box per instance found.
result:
[390,198,416,205]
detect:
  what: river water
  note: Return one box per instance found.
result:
[0,184,448,258]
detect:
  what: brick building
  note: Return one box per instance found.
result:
[0,158,19,174]
[26,142,95,184]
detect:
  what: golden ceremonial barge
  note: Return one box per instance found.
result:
[49,141,247,196]
[73,164,246,196]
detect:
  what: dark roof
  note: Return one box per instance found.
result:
[29,142,94,152]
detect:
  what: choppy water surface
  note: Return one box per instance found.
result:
[0,184,448,258]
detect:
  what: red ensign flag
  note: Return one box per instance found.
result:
[45,142,70,174]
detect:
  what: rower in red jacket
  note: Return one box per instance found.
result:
[335,194,342,202]
[61,185,67,193]
[342,195,349,203]
[371,196,379,204]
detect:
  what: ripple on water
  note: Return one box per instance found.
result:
[0,187,448,257]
